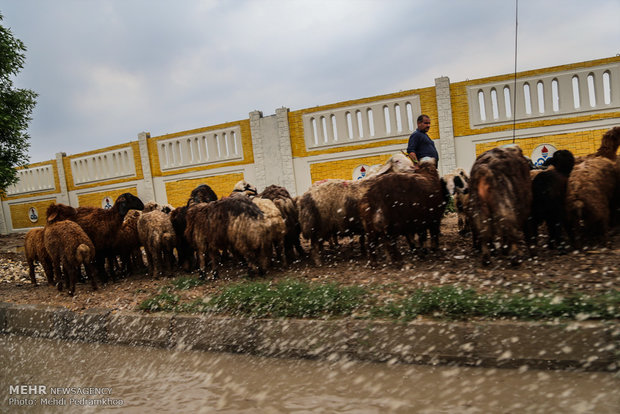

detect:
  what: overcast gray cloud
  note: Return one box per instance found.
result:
[2,0,619,163]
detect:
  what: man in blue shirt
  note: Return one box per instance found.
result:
[406,114,438,167]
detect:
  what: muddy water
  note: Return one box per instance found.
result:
[1,334,618,413]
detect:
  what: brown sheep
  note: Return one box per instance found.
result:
[138,209,177,278]
[591,126,620,160]
[143,201,173,213]
[565,127,620,248]
[232,180,288,266]
[24,227,54,286]
[111,209,144,276]
[184,196,266,279]
[170,184,218,271]
[43,217,98,296]
[565,156,617,248]
[297,154,417,266]
[360,162,449,265]
[574,125,620,164]
[467,146,533,266]
[45,193,144,281]
[259,184,305,262]
[531,149,575,249]
[443,168,470,236]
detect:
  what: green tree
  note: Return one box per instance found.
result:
[0,13,37,193]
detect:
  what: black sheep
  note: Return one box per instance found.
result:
[531,149,575,250]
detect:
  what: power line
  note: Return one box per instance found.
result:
[512,0,519,143]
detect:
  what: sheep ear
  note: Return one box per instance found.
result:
[47,211,57,223]
[374,162,393,176]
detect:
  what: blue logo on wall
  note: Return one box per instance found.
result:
[28,207,39,223]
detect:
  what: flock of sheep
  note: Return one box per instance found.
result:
[23,127,620,296]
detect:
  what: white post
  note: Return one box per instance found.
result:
[55,152,70,205]
[138,132,156,202]
[435,76,457,174]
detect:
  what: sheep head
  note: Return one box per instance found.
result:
[46,203,77,224]
[187,184,218,206]
[547,149,575,176]
[232,180,258,196]
[443,168,470,196]
[366,153,415,177]
[114,193,144,217]
[596,126,620,160]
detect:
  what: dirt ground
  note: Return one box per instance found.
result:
[0,213,618,313]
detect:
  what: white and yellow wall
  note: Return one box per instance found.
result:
[2,56,618,233]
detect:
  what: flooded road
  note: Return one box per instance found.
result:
[1,334,618,413]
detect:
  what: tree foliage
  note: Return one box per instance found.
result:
[0,13,37,192]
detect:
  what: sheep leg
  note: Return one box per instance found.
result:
[68,266,79,296]
[177,243,192,271]
[85,263,98,291]
[152,250,163,278]
[163,249,175,276]
[359,233,367,258]
[197,250,208,280]
[329,235,339,249]
[293,236,305,258]
[310,237,322,266]
[385,234,402,264]
[27,259,37,286]
[51,260,62,291]
[94,254,109,283]
[429,223,441,252]
[284,243,295,264]
[417,231,429,255]
[59,263,70,292]
[405,233,417,251]
[207,248,220,280]
[41,257,54,286]
[259,244,271,275]
[144,248,156,278]
[272,241,285,268]
[364,228,380,266]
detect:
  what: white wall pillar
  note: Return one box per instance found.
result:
[435,76,457,174]
[249,110,267,191]
[54,152,70,205]
[249,108,297,194]
[138,131,156,202]
[275,107,296,194]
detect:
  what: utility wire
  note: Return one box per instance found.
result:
[512,0,519,143]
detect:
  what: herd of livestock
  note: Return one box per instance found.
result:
[23,126,620,295]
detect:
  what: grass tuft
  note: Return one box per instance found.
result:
[208,279,366,318]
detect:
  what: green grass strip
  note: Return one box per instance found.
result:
[208,279,366,318]
[372,286,620,321]
[137,279,619,321]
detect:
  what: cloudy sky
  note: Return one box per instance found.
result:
[2,0,619,163]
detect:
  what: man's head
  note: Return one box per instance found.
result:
[417,115,431,133]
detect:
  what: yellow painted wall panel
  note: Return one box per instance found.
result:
[309,154,394,183]
[9,199,56,229]
[77,187,138,208]
[164,173,244,207]
[474,128,611,159]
